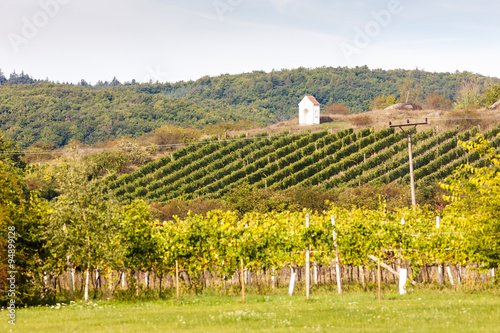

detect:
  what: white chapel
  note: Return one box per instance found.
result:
[299,96,321,125]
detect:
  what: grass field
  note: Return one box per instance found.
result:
[2,288,500,332]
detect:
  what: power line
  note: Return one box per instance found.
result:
[0,133,292,156]
[1,116,499,156]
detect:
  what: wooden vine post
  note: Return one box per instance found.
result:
[240,258,245,303]
[377,258,382,301]
[175,260,180,302]
[305,214,310,299]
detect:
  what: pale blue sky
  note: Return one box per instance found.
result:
[1,0,499,84]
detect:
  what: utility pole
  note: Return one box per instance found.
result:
[389,119,428,209]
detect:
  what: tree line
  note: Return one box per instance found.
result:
[1,67,500,149]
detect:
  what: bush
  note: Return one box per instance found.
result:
[334,184,410,210]
[150,198,225,221]
[484,84,500,107]
[325,103,351,115]
[350,115,372,127]
[370,95,397,110]
[444,110,489,131]
[320,116,334,123]
[149,126,200,150]
[388,102,423,111]
[454,80,483,110]
[424,93,453,110]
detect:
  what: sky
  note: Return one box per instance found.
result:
[1,0,499,84]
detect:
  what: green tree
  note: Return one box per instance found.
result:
[441,136,500,268]
[119,200,163,295]
[399,78,423,103]
[454,80,484,110]
[424,93,453,110]
[43,154,122,302]
[370,95,397,110]
[0,131,26,171]
[0,161,48,306]
[484,84,500,107]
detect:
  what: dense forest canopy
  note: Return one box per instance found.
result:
[1,66,499,148]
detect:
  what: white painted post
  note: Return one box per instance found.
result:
[305,213,310,299]
[436,217,443,284]
[399,268,407,295]
[446,266,454,286]
[399,218,405,274]
[313,263,318,285]
[331,216,342,294]
[492,268,495,282]
[288,268,296,296]
[121,271,126,289]
[63,224,75,299]
[84,268,90,302]
[96,267,100,289]
[71,267,76,292]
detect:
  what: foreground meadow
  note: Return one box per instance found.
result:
[2,288,500,332]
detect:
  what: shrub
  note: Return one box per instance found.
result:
[325,103,351,115]
[444,110,489,131]
[320,116,334,123]
[150,198,225,221]
[370,95,397,110]
[424,93,453,110]
[388,102,423,111]
[484,84,500,107]
[350,115,372,127]
[454,80,484,110]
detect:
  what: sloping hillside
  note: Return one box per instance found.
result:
[104,123,500,202]
[1,67,499,148]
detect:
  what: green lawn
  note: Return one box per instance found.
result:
[3,289,500,332]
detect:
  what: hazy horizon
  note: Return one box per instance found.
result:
[2,0,499,84]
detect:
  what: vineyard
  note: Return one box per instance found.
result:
[42,203,498,303]
[104,124,500,202]
[5,127,499,308]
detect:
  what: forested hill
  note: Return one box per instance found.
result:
[1,66,499,148]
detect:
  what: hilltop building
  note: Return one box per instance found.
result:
[299,96,320,125]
